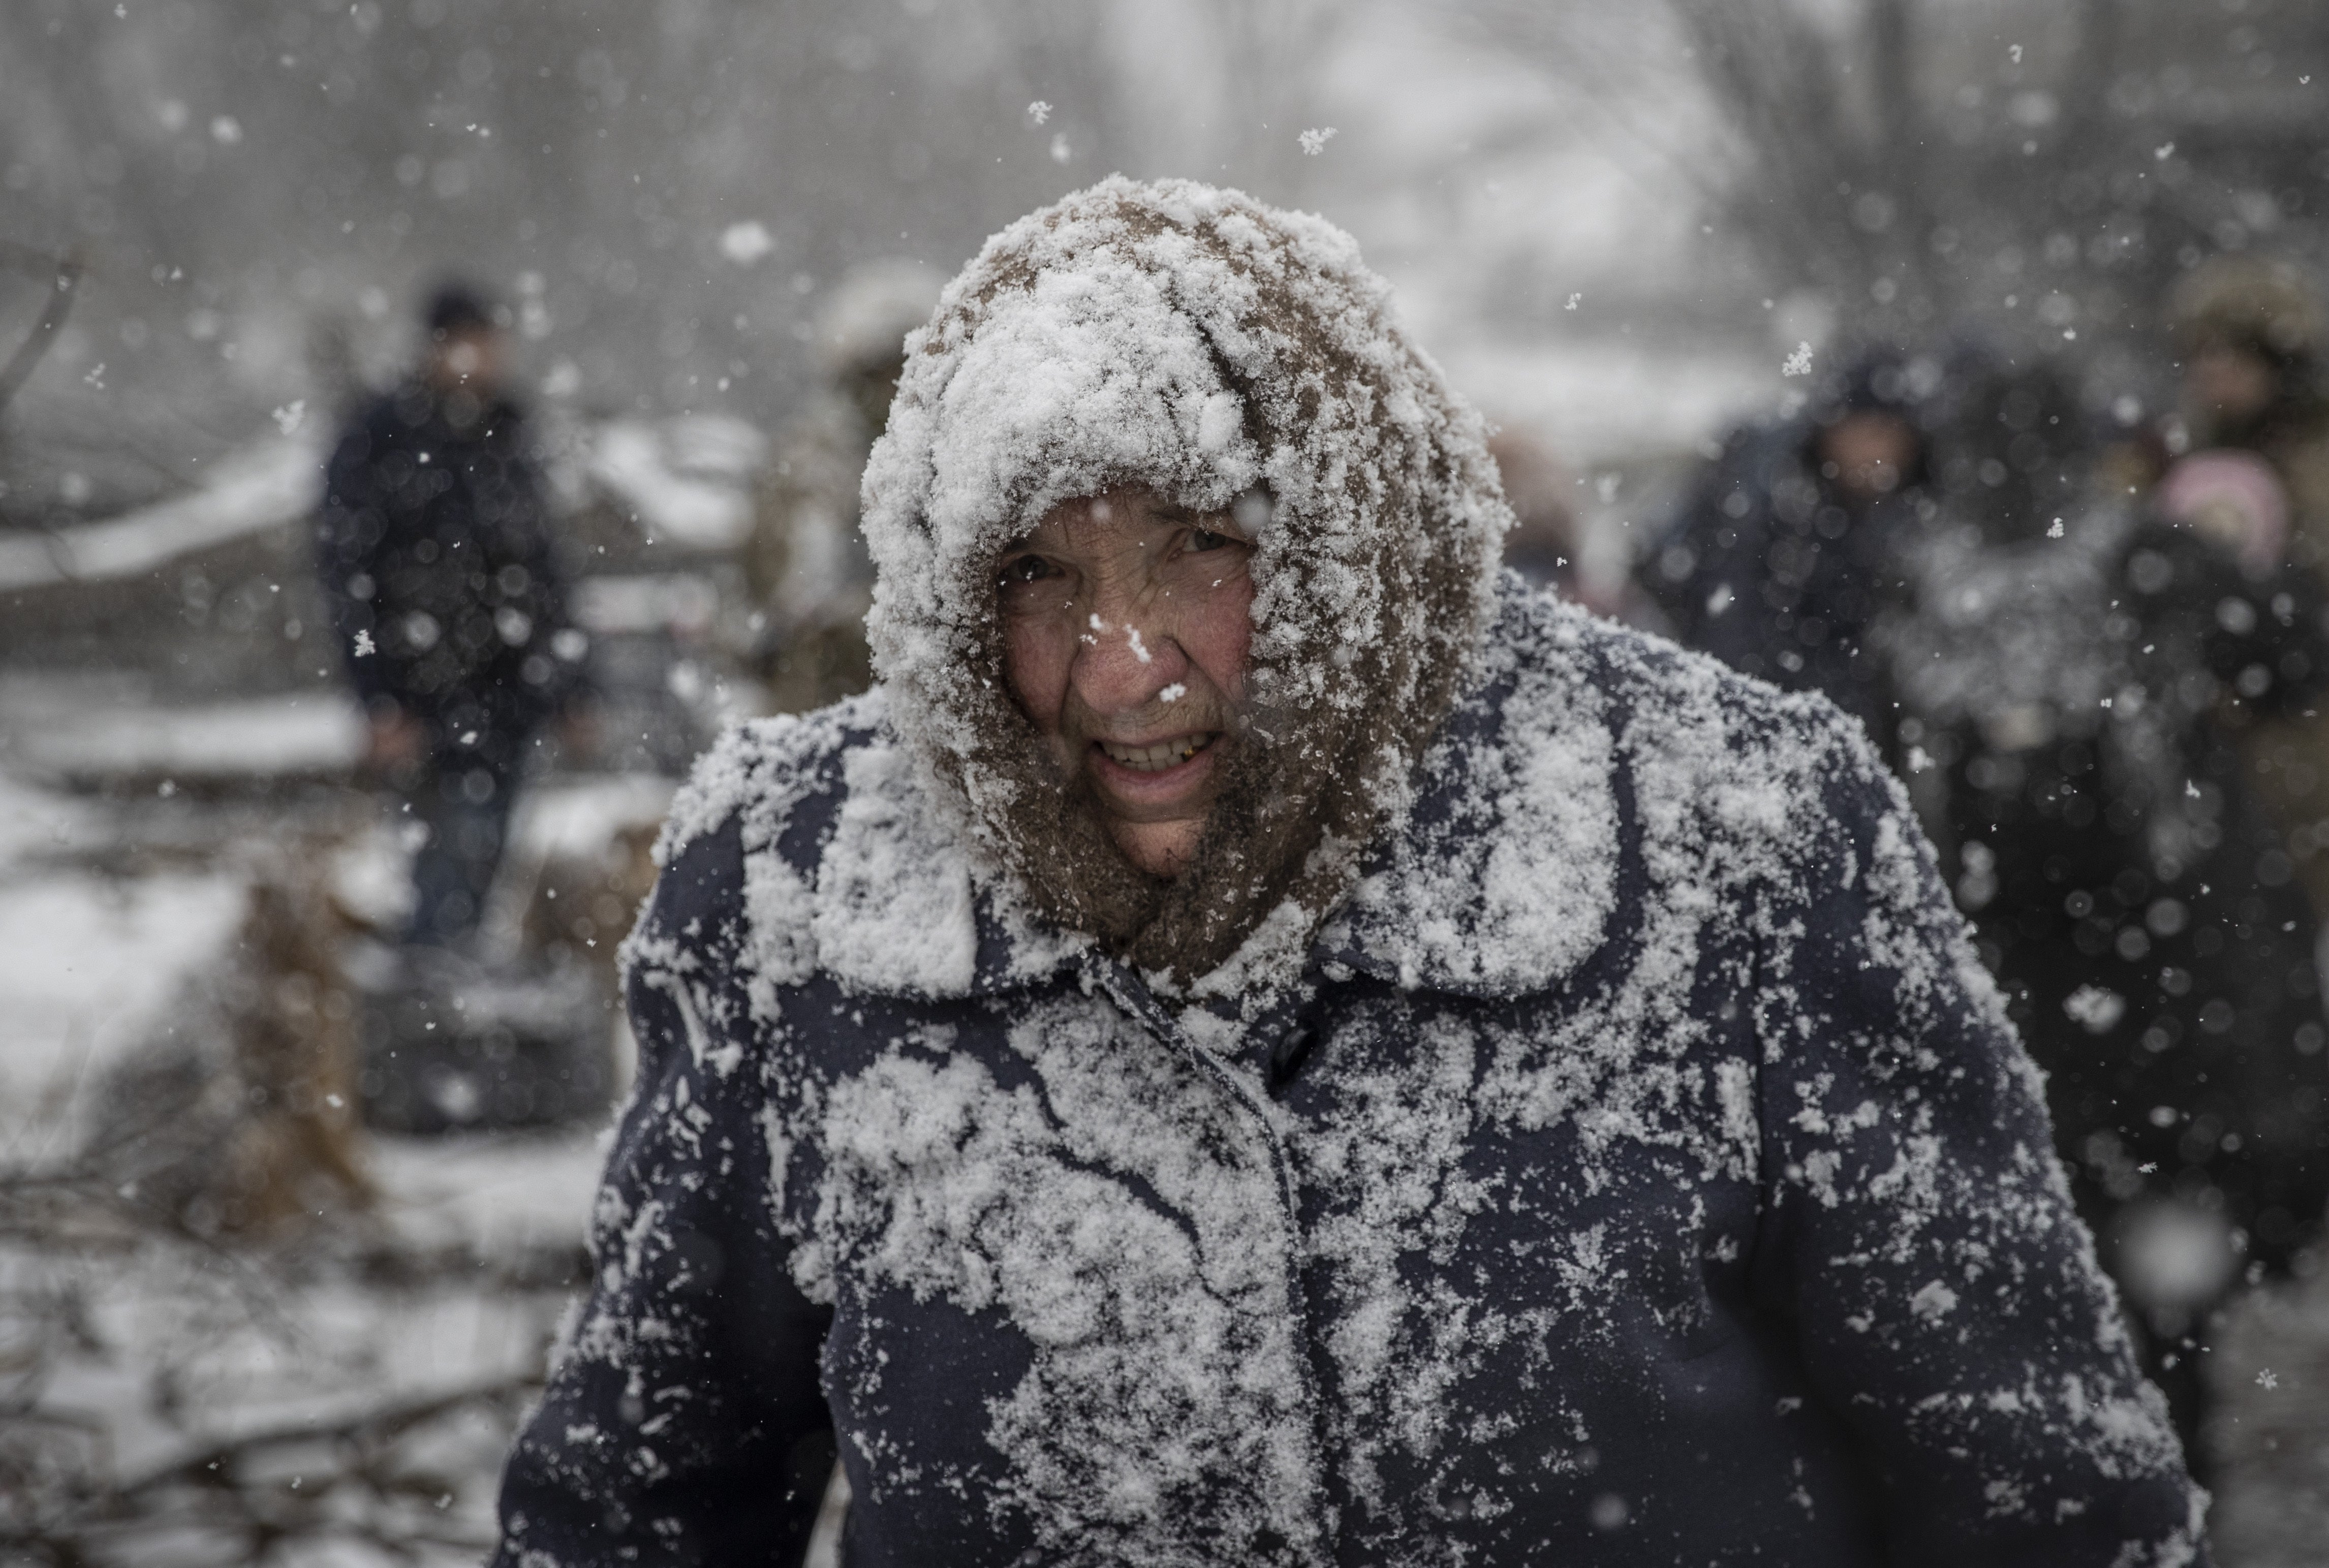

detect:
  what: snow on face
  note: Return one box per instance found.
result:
[860,177,1510,966]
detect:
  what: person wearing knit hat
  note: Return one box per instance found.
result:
[492,180,2200,1566]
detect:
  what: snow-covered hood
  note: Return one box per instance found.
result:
[860,176,1510,987]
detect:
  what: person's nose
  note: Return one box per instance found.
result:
[1070,579,1189,720]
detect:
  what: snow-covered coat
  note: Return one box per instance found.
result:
[492,584,2203,1568]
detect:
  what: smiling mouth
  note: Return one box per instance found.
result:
[1096,733,1218,772]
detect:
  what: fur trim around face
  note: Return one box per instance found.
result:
[861,176,1510,990]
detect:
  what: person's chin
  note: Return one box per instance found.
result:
[1105,816,1206,878]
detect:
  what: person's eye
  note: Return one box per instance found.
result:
[1188,528,1232,553]
[999,554,1059,587]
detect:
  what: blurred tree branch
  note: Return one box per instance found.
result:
[0,242,82,420]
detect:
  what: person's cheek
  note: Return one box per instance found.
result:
[1186,569,1254,702]
[1002,614,1072,735]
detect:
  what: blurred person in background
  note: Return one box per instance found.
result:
[1488,428,1655,623]
[2160,259,2329,926]
[316,283,591,956]
[1883,350,2329,1461]
[744,259,940,713]
[1641,348,1929,756]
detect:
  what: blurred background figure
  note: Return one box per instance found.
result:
[1640,348,1929,753]
[744,259,940,713]
[1881,351,2329,1458]
[1490,427,1658,622]
[2162,260,2329,928]
[315,284,592,955]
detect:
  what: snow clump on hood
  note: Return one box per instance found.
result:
[861,176,1510,988]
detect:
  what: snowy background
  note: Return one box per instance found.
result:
[5,0,2329,1561]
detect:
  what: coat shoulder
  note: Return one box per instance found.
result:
[648,686,1003,1006]
[1503,581,1882,791]
[655,687,892,867]
[1504,583,1903,882]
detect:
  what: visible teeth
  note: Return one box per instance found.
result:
[1100,734,1212,772]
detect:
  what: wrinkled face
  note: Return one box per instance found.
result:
[997,489,1255,877]
[2185,338,2279,427]
[1818,411,1918,505]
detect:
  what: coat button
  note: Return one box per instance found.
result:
[1267,1021,1317,1094]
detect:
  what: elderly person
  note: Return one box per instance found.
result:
[493,181,2201,1566]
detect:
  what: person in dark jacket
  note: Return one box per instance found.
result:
[1884,352,2329,1459]
[1642,349,1928,753]
[316,284,588,950]
[493,181,2202,1567]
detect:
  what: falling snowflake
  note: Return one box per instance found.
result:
[2046,517,2064,538]
[83,362,106,388]
[210,114,242,145]
[1049,133,1071,164]
[272,398,306,435]
[2256,1369,2279,1390]
[720,221,775,266]
[2184,780,2200,799]
[1566,293,1581,311]
[1782,341,1815,377]
[2008,44,2024,64]
[2138,1162,2157,1173]
[2063,985,2125,1034]
[1027,100,1051,126]
[2155,142,2176,161]
[1298,127,1338,156]
[353,629,376,656]
[1906,745,1933,775]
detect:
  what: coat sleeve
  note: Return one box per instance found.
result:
[1749,709,2208,1567]
[493,817,834,1567]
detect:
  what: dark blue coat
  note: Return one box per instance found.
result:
[494,586,2203,1566]
[316,382,580,762]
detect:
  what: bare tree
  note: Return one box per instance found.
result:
[1459,0,2140,344]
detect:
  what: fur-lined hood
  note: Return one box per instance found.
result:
[859,177,1509,990]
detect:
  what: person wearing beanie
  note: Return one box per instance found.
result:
[492,181,2201,1567]
[315,281,592,952]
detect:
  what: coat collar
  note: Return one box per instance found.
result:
[788,586,1618,1003]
